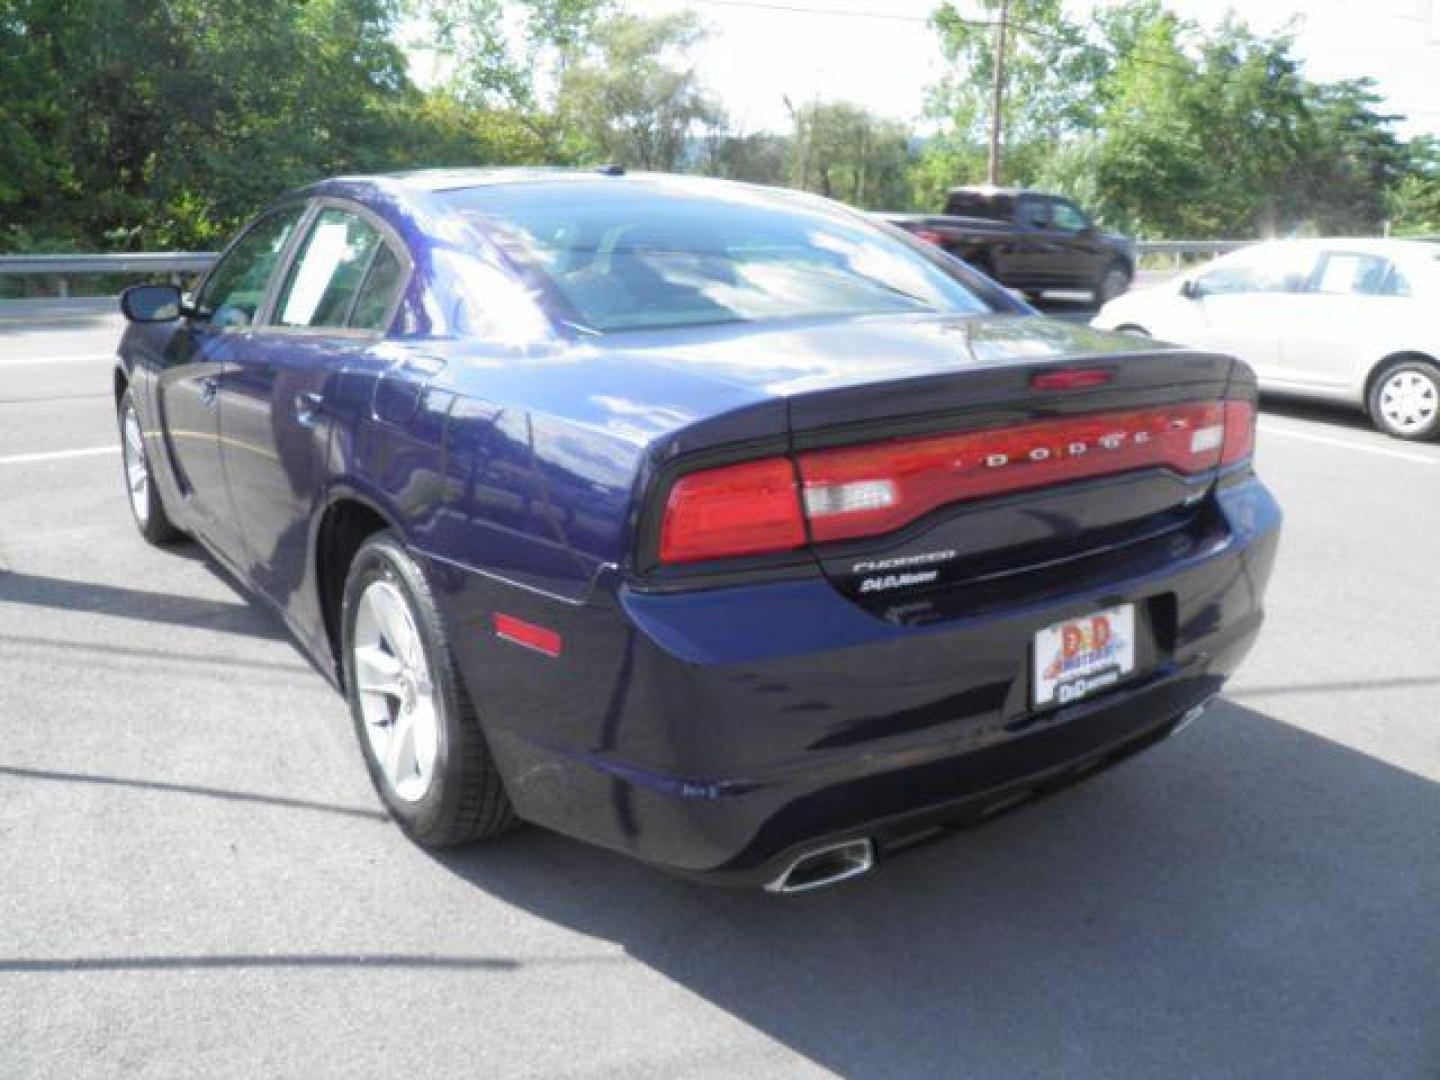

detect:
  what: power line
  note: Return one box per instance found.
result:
[677,0,933,21]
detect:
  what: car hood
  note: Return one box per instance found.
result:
[597,312,1173,398]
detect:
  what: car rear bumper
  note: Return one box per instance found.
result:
[436,476,1281,884]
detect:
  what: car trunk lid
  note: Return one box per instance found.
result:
[781,330,1239,608]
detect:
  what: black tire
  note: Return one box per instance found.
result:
[1093,261,1132,307]
[117,387,183,545]
[1367,359,1440,441]
[341,531,516,847]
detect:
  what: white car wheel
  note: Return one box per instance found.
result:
[1369,362,1440,441]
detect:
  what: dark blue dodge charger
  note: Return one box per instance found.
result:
[115,169,1280,891]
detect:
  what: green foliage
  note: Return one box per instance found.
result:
[554,12,722,172]
[4,0,1435,251]
[0,0,607,251]
[412,0,610,111]
[702,131,792,187]
[789,102,913,210]
[922,0,1427,239]
[1388,136,1440,236]
[930,0,1106,150]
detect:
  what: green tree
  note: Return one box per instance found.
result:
[0,0,421,249]
[1388,136,1440,236]
[790,102,913,209]
[703,130,792,187]
[411,0,610,111]
[1291,79,1406,235]
[554,13,722,171]
[926,0,1105,185]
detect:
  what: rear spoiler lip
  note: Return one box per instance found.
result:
[786,350,1238,453]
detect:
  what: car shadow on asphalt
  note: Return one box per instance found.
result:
[429,700,1439,1077]
[1258,394,1379,435]
[0,552,288,642]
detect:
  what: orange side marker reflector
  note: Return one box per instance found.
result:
[494,613,562,657]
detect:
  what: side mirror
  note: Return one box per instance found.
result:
[1179,278,1202,300]
[120,283,184,323]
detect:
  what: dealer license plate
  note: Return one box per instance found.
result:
[1032,604,1136,708]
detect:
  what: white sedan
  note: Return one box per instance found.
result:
[1093,238,1440,440]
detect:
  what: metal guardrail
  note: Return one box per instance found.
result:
[0,252,217,298]
[1136,239,1251,269]
[0,241,1252,296]
[1135,240,1248,256]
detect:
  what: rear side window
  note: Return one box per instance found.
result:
[196,206,306,328]
[1312,252,1405,297]
[944,191,1013,221]
[273,208,396,329]
[349,244,407,331]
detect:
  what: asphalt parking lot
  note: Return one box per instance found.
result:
[1,298,1437,1079]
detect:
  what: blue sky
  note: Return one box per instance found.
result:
[624,0,1440,138]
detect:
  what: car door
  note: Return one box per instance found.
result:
[1186,245,1319,382]
[1277,251,1410,391]
[154,204,307,561]
[1047,198,1105,286]
[1007,196,1058,286]
[221,201,411,618]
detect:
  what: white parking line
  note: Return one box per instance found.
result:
[0,446,117,467]
[0,353,115,368]
[1257,422,1439,466]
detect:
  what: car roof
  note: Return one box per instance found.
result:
[1246,237,1440,259]
[946,186,1056,198]
[306,169,842,218]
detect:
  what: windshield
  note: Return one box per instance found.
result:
[439,180,994,333]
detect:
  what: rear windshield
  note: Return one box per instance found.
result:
[944,191,1013,221]
[439,181,993,333]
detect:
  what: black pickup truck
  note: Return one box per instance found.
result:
[884,187,1136,305]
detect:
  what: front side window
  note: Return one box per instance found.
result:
[1020,199,1051,229]
[195,206,306,327]
[273,208,388,329]
[1050,201,1089,232]
[441,181,994,334]
[1196,246,1316,296]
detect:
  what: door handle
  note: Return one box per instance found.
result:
[295,390,327,428]
[200,377,219,407]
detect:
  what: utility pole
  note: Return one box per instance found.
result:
[987,0,1010,186]
[783,94,806,189]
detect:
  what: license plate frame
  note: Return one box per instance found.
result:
[1032,604,1137,709]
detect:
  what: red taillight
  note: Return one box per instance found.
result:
[658,456,806,564]
[1032,368,1112,391]
[1221,400,1256,465]
[797,402,1227,545]
[913,229,944,245]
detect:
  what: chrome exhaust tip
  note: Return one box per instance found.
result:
[765,839,875,894]
[1172,695,1218,737]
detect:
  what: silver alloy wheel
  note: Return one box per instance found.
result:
[352,579,440,803]
[121,401,150,525]
[1378,368,1439,435]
